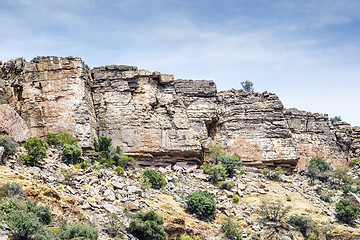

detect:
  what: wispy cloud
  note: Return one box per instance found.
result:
[0,0,359,125]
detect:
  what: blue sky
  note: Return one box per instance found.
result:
[1,0,360,126]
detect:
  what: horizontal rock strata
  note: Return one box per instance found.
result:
[0,56,359,170]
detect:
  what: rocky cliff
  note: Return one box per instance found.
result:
[0,56,359,170]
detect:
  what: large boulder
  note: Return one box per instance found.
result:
[0,104,30,142]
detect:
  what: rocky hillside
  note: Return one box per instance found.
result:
[0,56,359,171]
[1,143,360,240]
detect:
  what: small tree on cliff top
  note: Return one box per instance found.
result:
[241,80,254,92]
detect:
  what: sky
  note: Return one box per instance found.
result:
[1,0,360,126]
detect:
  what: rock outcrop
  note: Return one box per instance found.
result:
[1,56,359,170]
[1,57,96,148]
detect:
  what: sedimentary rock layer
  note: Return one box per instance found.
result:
[0,56,359,169]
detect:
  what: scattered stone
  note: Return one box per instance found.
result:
[123,202,139,212]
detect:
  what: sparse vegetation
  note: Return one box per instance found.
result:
[187,190,216,221]
[218,154,242,177]
[203,163,227,183]
[208,144,225,163]
[58,221,99,240]
[350,158,360,167]
[258,200,291,222]
[0,182,25,199]
[0,135,18,157]
[241,80,254,92]
[129,210,167,240]
[308,156,332,173]
[114,166,125,176]
[62,143,82,164]
[330,116,342,124]
[20,137,49,166]
[46,132,78,146]
[287,215,318,239]
[341,184,356,196]
[261,167,283,181]
[142,168,166,189]
[94,133,112,154]
[220,181,235,191]
[335,198,360,224]
[221,217,242,239]
[233,194,240,203]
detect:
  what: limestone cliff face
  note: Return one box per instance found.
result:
[215,90,299,169]
[0,57,97,148]
[0,56,359,170]
[91,65,217,164]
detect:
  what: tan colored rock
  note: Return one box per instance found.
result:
[0,104,30,142]
[1,56,359,170]
[216,90,299,169]
[19,56,96,147]
[92,65,217,164]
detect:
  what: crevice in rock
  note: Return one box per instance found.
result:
[13,85,23,102]
[205,117,218,140]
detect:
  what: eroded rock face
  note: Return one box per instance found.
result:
[0,104,30,142]
[1,56,359,170]
[0,56,97,148]
[91,65,217,164]
[216,90,299,169]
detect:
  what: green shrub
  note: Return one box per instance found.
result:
[218,154,242,177]
[316,187,332,202]
[117,155,136,168]
[142,168,166,189]
[261,167,282,181]
[219,182,235,191]
[221,217,242,239]
[58,223,99,240]
[350,158,360,167]
[0,182,25,199]
[287,215,318,239]
[21,137,49,166]
[74,161,88,170]
[0,135,18,157]
[241,80,254,92]
[203,163,227,183]
[286,196,291,202]
[330,116,342,124]
[114,166,125,176]
[335,198,360,224]
[26,200,52,225]
[60,169,77,186]
[233,194,240,203]
[0,197,23,215]
[105,213,125,238]
[208,144,225,163]
[62,143,82,164]
[100,157,115,168]
[94,133,112,154]
[7,210,44,240]
[46,132,59,146]
[334,167,353,185]
[258,200,290,222]
[187,190,216,221]
[129,210,167,240]
[308,157,332,173]
[92,161,101,171]
[341,185,356,196]
[46,132,78,146]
